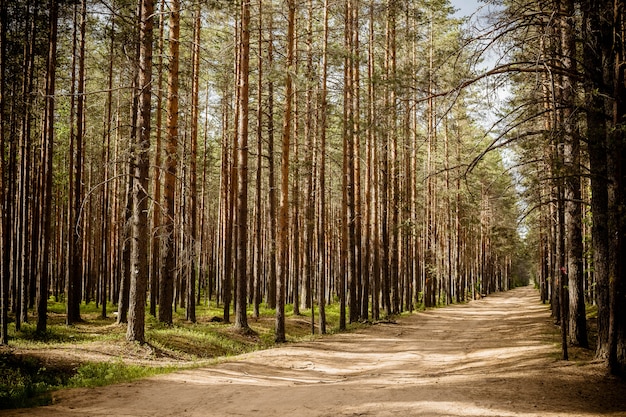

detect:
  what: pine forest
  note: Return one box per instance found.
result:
[1,0,626,395]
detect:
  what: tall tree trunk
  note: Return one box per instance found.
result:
[291,24,301,316]
[224,12,241,323]
[349,0,364,322]
[0,0,8,345]
[100,14,115,320]
[16,4,37,329]
[159,0,180,326]
[368,0,380,321]
[560,0,588,348]
[317,0,329,334]
[266,9,277,310]
[341,0,350,329]
[37,0,59,334]
[187,4,201,324]
[303,0,315,327]
[234,0,251,332]
[68,0,86,325]
[253,0,264,319]
[276,0,295,343]
[150,0,166,318]
[609,0,626,376]
[127,0,154,343]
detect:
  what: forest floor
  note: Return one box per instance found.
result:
[2,285,625,417]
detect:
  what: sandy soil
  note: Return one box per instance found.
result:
[3,286,625,417]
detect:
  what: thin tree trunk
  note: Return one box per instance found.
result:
[304,0,315,328]
[341,0,350,329]
[99,9,115,320]
[317,0,329,334]
[266,9,277,310]
[253,0,264,319]
[234,0,251,332]
[291,23,300,316]
[0,0,8,345]
[368,0,380,321]
[224,12,241,323]
[187,3,201,324]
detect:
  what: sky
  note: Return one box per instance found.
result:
[449,0,482,18]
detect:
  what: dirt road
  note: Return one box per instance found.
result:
[3,286,625,416]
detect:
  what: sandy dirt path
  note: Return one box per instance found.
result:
[3,286,625,417]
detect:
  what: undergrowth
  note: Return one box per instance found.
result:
[0,299,348,410]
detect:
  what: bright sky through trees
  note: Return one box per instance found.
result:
[450,0,480,17]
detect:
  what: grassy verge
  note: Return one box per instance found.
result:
[0,299,351,410]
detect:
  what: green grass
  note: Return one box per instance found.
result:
[0,353,174,409]
[67,360,175,388]
[0,353,68,409]
[1,298,357,410]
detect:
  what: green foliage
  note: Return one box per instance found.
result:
[0,354,71,410]
[68,361,173,389]
[1,297,350,410]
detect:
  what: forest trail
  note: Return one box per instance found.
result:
[3,286,625,417]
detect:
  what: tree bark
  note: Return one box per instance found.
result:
[266,9,277,310]
[159,0,180,326]
[317,0,329,334]
[37,0,59,335]
[67,0,86,325]
[150,0,166,318]
[609,0,626,376]
[127,0,154,343]
[234,0,251,332]
[560,0,588,348]
[582,0,611,359]
[187,3,201,324]
[253,0,264,320]
[276,0,295,343]
[0,0,8,345]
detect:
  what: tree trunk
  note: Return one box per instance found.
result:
[582,0,611,359]
[266,11,277,310]
[37,0,59,335]
[609,0,626,376]
[317,0,329,334]
[99,14,115,320]
[127,0,154,343]
[276,0,295,343]
[234,0,251,332]
[67,0,86,325]
[187,3,201,324]
[253,0,264,319]
[0,0,8,345]
[560,0,588,348]
[150,0,166,318]
[367,0,380,321]
[303,0,315,327]
[16,4,37,329]
[159,0,179,326]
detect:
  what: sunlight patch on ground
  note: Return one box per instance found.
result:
[341,401,601,417]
